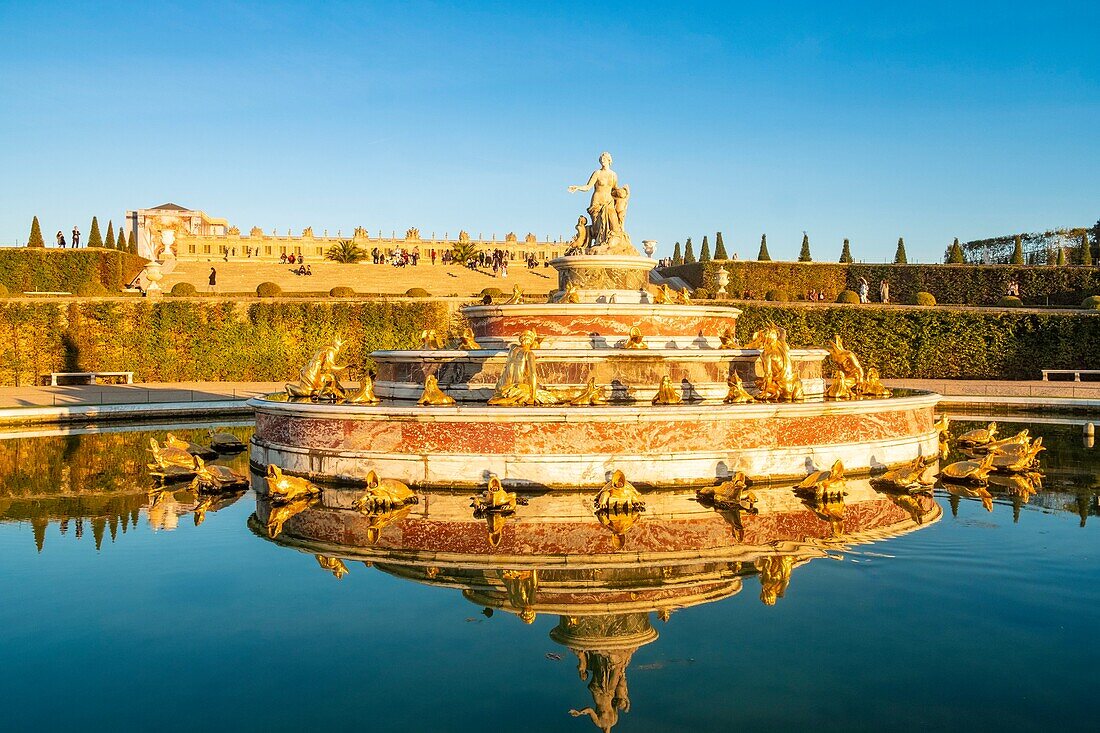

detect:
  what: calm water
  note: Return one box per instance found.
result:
[1,416,1097,732]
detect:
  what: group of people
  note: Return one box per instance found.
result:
[857,277,891,304]
[54,226,82,248]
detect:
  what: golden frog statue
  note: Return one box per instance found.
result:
[419,329,446,350]
[696,472,757,512]
[457,327,481,350]
[745,325,804,402]
[594,470,646,514]
[344,371,381,404]
[353,470,418,513]
[488,329,561,406]
[724,371,755,404]
[566,375,608,406]
[315,554,349,579]
[825,368,854,400]
[504,284,524,304]
[719,327,739,349]
[555,283,581,304]
[755,555,795,606]
[264,464,320,503]
[824,334,864,388]
[471,476,521,514]
[860,367,892,397]
[286,338,348,401]
[418,375,456,406]
[795,459,848,498]
[651,375,683,405]
[621,326,647,349]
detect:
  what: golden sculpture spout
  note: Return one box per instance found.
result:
[724,371,754,404]
[286,337,348,401]
[345,371,381,404]
[457,327,481,350]
[353,470,418,513]
[418,375,457,406]
[621,326,647,350]
[652,375,682,405]
[488,329,562,406]
[747,325,804,402]
[419,329,446,350]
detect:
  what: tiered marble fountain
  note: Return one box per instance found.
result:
[250,154,941,489]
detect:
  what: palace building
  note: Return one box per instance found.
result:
[125,203,567,263]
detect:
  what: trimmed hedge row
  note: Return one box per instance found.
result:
[666,261,1100,306]
[0,300,453,386]
[0,249,147,293]
[735,304,1100,380]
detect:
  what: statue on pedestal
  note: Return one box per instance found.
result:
[568,152,638,256]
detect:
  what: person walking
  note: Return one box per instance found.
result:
[858,277,869,304]
[208,267,217,294]
[879,279,890,304]
[56,231,66,248]
[72,226,81,248]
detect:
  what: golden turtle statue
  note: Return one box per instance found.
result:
[148,437,196,472]
[957,422,998,447]
[871,457,936,492]
[939,452,996,484]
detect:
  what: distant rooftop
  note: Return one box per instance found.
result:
[149,202,191,211]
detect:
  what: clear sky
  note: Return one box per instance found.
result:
[1,1,1097,262]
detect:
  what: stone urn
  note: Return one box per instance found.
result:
[642,240,657,258]
[716,268,730,298]
[144,261,164,297]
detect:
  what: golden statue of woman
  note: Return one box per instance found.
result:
[488,329,561,406]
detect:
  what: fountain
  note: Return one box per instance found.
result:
[249,153,942,488]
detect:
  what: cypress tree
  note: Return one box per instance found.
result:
[1011,234,1024,265]
[798,233,812,262]
[684,237,696,264]
[1080,233,1092,266]
[127,230,138,255]
[87,217,103,248]
[27,216,45,247]
[839,238,853,263]
[672,241,682,265]
[699,235,711,262]
[1056,247,1067,266]
[105,221,115,250]
[757,234,771,261]
[713,232,728,259]
[948,238,965,264]
[893,237,908,264]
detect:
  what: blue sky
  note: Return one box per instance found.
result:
[1,1,1097,262]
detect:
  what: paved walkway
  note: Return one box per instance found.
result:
[0,382,283,408]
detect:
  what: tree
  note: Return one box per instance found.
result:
[449,240,480,265]
[699,235,711,262]
[713,232,727,259]
[947,237,965,264]
[1056,247,1067,266]
[839,238,853,263]
[1080,233,1092,266]
[325,239,367,263]
[27,216,45,247]
[798,233,812,262]
[1011,234,1024,265]
[126,230,138,255]
[87,217,103,248]
[105,221,115,250]
[893,237,907,264]
[757,234,771,261]
[672,241,682,265]
[684,237,696,264]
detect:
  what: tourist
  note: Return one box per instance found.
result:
[56,231,66,248]
[72,226,80,247]
[305,264,312,276]
[280,252,288,264]
[1007,279,1020,297]
[808,288,818,301]
[289,253,296,265]
[208,267,217,294]
[879,279,890,304]
[858,277,869,303]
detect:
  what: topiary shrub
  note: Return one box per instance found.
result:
[836,290,860,304]
[169,282,198,297]
[405,287,431,297]
[256,281,282,298]
[0,283,8,298]
[479,287,504,298]
[1082,295,1100,309]
[692,287,711,300]
[75,281,109,297]
[913,291,937,307]
[997,296,1023,308]
[765,289,790,302]
[329,286,355,298]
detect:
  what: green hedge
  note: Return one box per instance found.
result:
[665,261,1100,307]
[0,249,147,294]
[735,305,1100,380]
[0,299,453,386]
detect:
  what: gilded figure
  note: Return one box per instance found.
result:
[990,437,1044,473]
[286,338,348,401]
[860,367,892,397]
[594,470,646,514]
[316,554,349,579]
[872,457,937,492]
[621,326,647,349]
[724,371,754,404]
[745,325,804,402]
[353,470,418,513]
[190,456,248,492]
[652,375,683,405]
[419,329,446,350]
[265,464,320,503]
[504,284,524,304]
[488,329,561,406]
[957,422,997,447]
[418,375,457,406]
[345,371,381,404]
[796,459,847,498]
[824,335,864,388]
[825,369,854,400]
[555,283,581,304]
[457,327,481,350]
[567,375,608,406]
[147,437,196,472]
[719,327,739,349]
[696,472,757,512]
[939,452,996,484]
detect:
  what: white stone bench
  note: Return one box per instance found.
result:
[1040,369,1100,382]
[45,371,134,386]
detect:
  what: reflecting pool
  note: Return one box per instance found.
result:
[1,416,1098,732]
